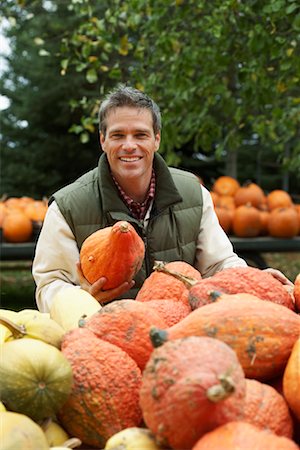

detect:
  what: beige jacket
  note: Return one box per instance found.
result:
[32,184,246,312]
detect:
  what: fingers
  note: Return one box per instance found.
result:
[93,280,135,305]
[264,268,294,286]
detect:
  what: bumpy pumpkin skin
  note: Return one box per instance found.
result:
[140,336,246,450]
[283,337,300,422]
[243,378,293,438]
[59,328,143,448]
[192,421,300,450]
[294,273,300,313]
[136,261,201,305]
[150,296,300,381]
[83,300,167,371]
[145,299,191,326]
[189,266,295,311]
[80,221,145,288]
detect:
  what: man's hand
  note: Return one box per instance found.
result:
[264,267,294,294]
[76,262,135,305]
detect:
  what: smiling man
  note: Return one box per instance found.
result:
[32,84,290,313]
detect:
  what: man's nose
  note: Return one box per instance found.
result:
[122,136,137,150]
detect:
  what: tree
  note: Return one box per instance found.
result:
[58,0,300,191]
[0,0,99,197]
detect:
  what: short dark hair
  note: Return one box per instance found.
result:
[99,84,161,136]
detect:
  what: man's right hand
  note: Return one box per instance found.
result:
[76,261,135,305]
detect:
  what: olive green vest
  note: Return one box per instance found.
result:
[52,153,203,298]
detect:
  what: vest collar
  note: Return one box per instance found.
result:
[98,153,183,220]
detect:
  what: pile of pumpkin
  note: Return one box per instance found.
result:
[0,195,48,243]
[210,176,300,238]
[1,221,300,450]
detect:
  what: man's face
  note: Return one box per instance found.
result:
[100,106,160,184]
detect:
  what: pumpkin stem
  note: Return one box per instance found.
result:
[61,437,82,448]
[206,372,236,403]
[153,261,198,288]
[0,316,26,339]
[149,327,168,348]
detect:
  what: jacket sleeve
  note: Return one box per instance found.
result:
[32,201,81,313]
[195,185,247,278]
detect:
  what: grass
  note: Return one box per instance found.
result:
[1,253,299,312]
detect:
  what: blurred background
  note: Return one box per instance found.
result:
[1,0,300,309]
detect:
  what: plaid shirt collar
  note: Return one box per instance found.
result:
[112,170,156,220]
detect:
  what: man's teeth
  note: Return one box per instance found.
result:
[120,157,140,162]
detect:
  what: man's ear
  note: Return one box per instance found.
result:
[100,132,106,152]
[154,132,161,152]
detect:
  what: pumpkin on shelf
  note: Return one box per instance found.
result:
[268,207,299,238]
[191,421,299,450]
[231,203,261,237]
[267,189,293,210]
[140,336,246,450]
[80,220,145,288]
[212,176,240,197]
[2,209,33,243]
[234,181,266,209]
[242,378,293,438]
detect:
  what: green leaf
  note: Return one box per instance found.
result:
[86,68,98,83]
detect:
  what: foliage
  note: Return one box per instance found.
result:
[0,0,99,197]
[57,0,300,182]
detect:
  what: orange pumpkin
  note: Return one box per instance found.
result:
[59,327,142,448]
[232,203,261,237]
[24,200,48,222]
[136,260,201,306]
[268,207,299,238]
[212,176,240,197]
[283,337,300,422]
[267,189,293,210]
[150,295,300,380]
[140,336,246,450]
[82,299,167,370]
[192,421,299,450]
[243,378,293,438]
[80,221,145,288]
[234,181,265,208]
[214,206,232,234]
[2,210,33,243]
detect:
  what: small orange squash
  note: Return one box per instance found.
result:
[234,181,265,208]
[80,221,145,288]
[59,327,142,448]
[268,207,299,238]
[232,203,261,237]
[267,189,293,210]
[283,337,300,422]
[192,421,299,450]
[243,378,293,438]
[212,176,240,196]
[150,295,300,380]
[140,336,246,450]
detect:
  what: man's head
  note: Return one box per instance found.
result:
[99,84,161,137]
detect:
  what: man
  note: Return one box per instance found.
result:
[32,84,291,312]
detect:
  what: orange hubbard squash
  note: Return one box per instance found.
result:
[191,421,299,450]
[144,299,191,326]
[80,221,145,288]
[150,295,300,380]
[140,336,246,450]
[136,260,201,306]
[283,337,300,422]
[82,299,167,370]
[59,327,142,448]
[243,378,293,438]
[189,266,295,311]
